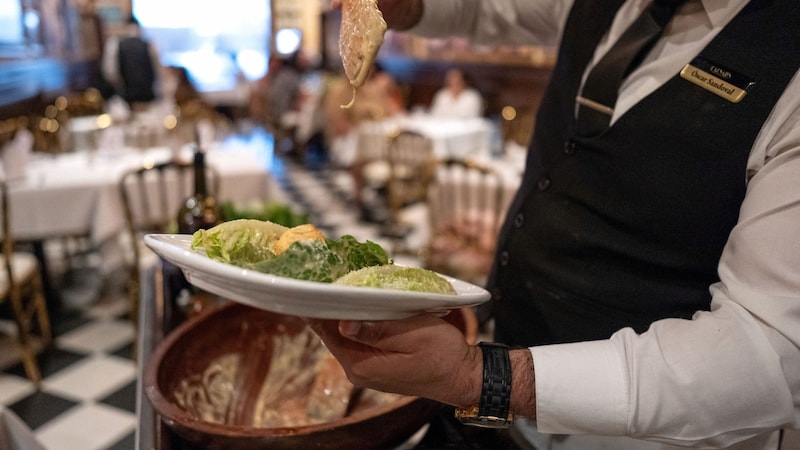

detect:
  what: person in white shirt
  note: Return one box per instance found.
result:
[313,1,800,449]
[429,68,484,119]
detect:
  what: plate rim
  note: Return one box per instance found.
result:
[143,233,491,319]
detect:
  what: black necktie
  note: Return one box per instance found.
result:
[575,0,689,136]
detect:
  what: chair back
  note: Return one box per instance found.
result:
[386,130,436,216]
[118,159,219,318]
[424,158,507,284]
[0,181,52,384]
[354,122,392,166]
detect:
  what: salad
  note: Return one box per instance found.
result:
[191,219,455,294]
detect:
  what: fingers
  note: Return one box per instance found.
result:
[308,315,455,356]
[339,315,446,350]
[331,0,342,9]
[306,314,478,405]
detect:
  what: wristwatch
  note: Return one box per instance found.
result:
[455,342,514,428]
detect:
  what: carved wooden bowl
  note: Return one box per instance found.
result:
[144,302,477,450]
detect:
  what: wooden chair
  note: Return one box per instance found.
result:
[118,159,219,322]
[383,130,437,253]
[423,158,507,286]
[0,181,52,385]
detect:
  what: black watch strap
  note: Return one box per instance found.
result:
[455,342,513,428]
[478,342,512,419]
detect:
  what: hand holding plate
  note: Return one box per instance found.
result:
[306,314,482,409]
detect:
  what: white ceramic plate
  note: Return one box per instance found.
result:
[144,234,491,320]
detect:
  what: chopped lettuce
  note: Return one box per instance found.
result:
[334,265,456,294]
[329,235,389,272]
[255,237,390,282]
[191,219,287,265]
[191,220,390,283]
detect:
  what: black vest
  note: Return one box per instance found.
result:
[489,0,800,347]
[118,36,157,104]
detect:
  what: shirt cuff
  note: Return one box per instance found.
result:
[531,340,629,435]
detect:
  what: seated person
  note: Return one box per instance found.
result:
[165,66,201,108]
[323,62,405,168]
[322,63,406,217]
[429,68,484,119]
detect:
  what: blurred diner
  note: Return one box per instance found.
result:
[323,62,407,214]
[323,62,406,169]
[429,68,485,119]
[101,16,163,112]
[249,52,307,155]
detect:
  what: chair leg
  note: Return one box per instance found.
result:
[17,342,43,385]
[31,273,52,345]
[127,272,141,363]
[9,286,44,385]
[128,267,140,324]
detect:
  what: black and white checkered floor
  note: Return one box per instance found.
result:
[0,274,138,450]
[0,147,425,450]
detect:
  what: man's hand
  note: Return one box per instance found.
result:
[331,0,424,31]
[306,313,483,408]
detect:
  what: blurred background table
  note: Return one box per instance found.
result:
[7,144,270,244]
[1,139,272,307]
[357,114,495,160]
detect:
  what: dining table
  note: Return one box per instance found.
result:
[6,144,272,242]
[353,113,519,204]
[1,134,275,305]
[356,114,497,160]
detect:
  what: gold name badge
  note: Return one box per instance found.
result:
[680,57,755,103]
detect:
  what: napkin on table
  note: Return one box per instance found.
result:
[1,128,33,181]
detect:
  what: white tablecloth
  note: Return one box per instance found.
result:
[0,406,44,450]
[357,115,495,160]
[2,142,272,245]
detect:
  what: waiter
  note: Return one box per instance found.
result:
[103,17,159,110]
[313,1,800,448]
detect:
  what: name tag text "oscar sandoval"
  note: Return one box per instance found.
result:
[680,56,755,103]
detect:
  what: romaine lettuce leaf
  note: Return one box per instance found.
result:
[254,237,390,282]
[191,219,287,265]
[192,220,390,282]
[334,265,456,294]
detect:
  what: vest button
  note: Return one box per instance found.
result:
[537,177,551,191]
[499,251,510,266]
[564,140,576,155]
[513,213,524,228]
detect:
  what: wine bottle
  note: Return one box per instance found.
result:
[177,147,220,233]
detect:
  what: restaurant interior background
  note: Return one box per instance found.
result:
[0,0,558,449]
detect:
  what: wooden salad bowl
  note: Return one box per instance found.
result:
[144,301,478,450]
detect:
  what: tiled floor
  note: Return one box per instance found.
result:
[0,142,426,449]
[0,283,138,450]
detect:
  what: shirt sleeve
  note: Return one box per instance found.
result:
[531,113,800,448]
[411,0,572,47]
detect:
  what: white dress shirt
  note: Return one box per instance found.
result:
[415,1,800,449]
[429,87,484,119]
